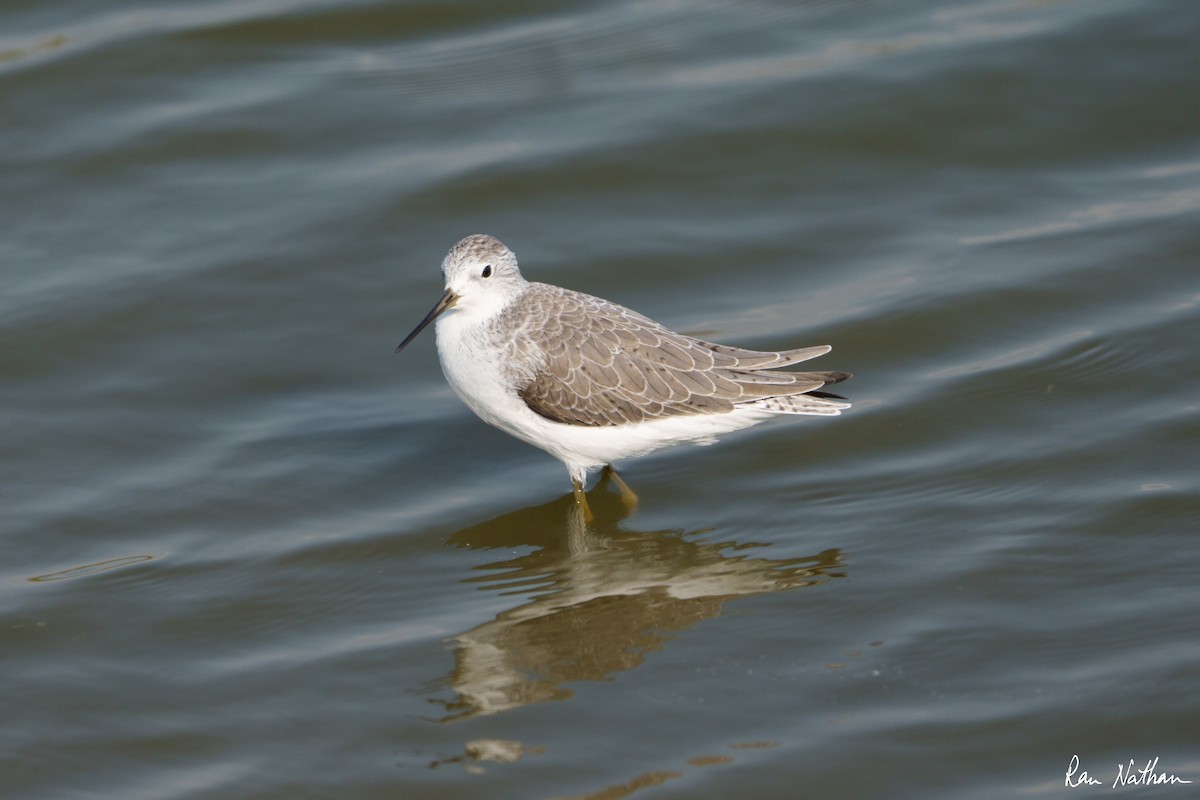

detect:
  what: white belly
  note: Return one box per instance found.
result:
[434,311,767,483]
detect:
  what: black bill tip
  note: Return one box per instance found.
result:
[396,288,459,353]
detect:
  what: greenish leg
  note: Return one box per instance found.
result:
[572,478,594,524]
[602,465,639,512]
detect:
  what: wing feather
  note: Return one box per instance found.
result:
[510,284,850,426]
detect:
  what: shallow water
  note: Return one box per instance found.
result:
[4,1,1199,798]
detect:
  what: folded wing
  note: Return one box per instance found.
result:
[511,284,850,427]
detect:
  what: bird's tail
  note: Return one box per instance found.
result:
[740,393,851,415]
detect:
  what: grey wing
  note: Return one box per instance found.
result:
[515,285,850,427]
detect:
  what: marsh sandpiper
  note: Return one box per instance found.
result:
[397,234,851,519]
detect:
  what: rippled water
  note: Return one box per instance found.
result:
[4,1,1199,798]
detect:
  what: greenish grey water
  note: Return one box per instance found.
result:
[4,1,1199,798]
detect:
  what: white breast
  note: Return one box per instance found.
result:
[435,309,532,431]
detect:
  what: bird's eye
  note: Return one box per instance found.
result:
[481,265,493,278]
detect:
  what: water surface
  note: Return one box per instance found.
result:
[4,1,1199,798]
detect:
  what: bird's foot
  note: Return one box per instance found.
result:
[601,465,639,514]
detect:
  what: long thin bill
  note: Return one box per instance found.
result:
[396,288,459,352]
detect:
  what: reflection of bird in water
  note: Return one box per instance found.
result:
[436,486,845,721]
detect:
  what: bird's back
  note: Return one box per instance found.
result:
[490,282,850,427]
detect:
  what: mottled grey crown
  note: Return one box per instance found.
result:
[442,234,521,281]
